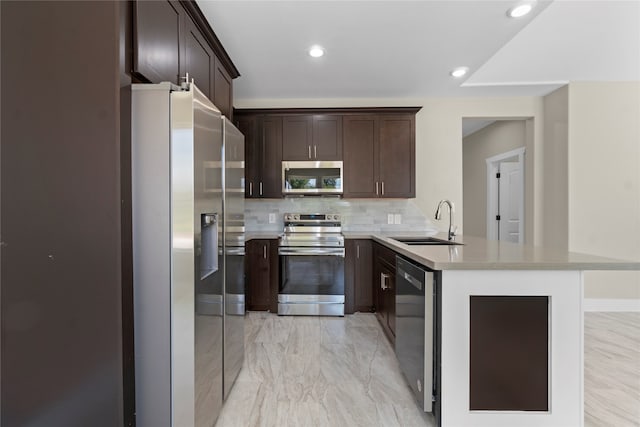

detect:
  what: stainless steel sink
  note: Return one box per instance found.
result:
[391,236,463,246]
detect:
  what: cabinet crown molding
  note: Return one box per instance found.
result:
[234,107,422,116]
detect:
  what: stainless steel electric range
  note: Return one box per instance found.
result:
[278,213,345,316]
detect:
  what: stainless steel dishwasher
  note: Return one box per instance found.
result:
[396,255,434,413]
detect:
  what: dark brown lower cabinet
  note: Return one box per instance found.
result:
[246,239,278,311]
[373,242,397,343]
[345,239,373,314]
[469,296,549,411]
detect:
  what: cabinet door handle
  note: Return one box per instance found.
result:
[380,272,389,290]
[263,245,267,259]
[308,145,312,159]
[259,181,263,196]
[375,182,379,195]
[314,145,317,159]
[249,182,253,196]
[381,181,385,195]
[356,244,360,259]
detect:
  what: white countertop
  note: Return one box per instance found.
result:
[345,232,640,271]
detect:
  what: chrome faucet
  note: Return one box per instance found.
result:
[435,199,456,241]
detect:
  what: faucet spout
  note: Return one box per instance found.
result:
[435,199,456,241]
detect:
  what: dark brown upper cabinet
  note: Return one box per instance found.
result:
[282,116,313,160]
[282,115,343,161]
[377,115,415,198]
[343,113,415,198]
[214,59,233,119]
[260,116,284,198]
[236,114,282,198]
[314,115,343,160]
[235,107,419,199]
[133,0,183,85]
[133,0,240,117]
[183,15,214,99]
[343,115,378,197]
[236,115,258,198]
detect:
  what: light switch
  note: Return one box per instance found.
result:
[394,214,402,224]
[387,213,394,224]
[269,213,276,223]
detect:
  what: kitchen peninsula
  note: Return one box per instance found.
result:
[343,232,640,427]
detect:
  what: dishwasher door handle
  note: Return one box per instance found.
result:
[398,268,423,290]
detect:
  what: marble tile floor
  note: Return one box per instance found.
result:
[585,312,640,427]
[216,311,640,427]
[216,312,433,427]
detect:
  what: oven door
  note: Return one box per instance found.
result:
[278,246,345,314]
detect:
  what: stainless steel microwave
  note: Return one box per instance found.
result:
[282,161,343,195]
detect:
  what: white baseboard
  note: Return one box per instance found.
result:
[583,298,640,312]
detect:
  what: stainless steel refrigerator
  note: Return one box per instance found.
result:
[131,82,245,427]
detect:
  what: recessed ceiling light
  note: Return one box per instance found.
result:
[308,45,325,58]
[450,67,469,78]
[507,3,533,18]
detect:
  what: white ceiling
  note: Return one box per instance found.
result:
[197,0,640,102]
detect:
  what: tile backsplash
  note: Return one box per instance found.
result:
[245,198,437,233]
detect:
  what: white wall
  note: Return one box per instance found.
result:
[568,82,640,299]
[463,120,527,238]
[237,87,639,300]
[542,86,569,251]
[236,96,544,242]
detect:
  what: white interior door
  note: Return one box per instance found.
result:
[498,161,522,242]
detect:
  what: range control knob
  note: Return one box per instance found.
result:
[334,214,340,221]
[294,214,300,220]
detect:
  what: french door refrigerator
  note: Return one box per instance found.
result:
[131,82,245,427]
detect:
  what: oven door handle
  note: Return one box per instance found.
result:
[278,247,345,257]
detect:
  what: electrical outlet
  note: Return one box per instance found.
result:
[394,214,402,224]
[387,213,394,224]
[268,213,276,224]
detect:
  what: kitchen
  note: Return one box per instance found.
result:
[1,1,639,427]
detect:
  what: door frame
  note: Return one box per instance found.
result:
[486,147,525,243]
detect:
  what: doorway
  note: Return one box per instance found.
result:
[486,148,525,243]
[462,119,529,242]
